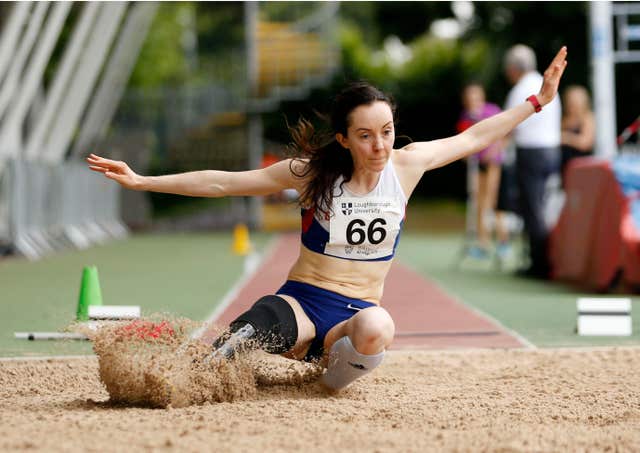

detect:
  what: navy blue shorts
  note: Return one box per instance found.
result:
[276,280,376,361]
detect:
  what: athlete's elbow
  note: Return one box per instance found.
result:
[204,171,232,197]
[453,133,483,161]
[206,181,239,197]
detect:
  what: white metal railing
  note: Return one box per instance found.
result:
[4,159,126,260]
[24,2,101,159]
[0,2,158,258]
[0,1,341,255]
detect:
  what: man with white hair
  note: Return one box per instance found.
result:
[504,44,562,279]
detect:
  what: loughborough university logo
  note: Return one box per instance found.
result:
[341,202,353,216]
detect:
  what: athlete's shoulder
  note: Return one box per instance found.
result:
[276,158,311,192]
[391,144,429,166]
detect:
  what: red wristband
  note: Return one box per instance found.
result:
[526,95,542,113]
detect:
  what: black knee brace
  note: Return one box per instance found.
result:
[228,295,298,354]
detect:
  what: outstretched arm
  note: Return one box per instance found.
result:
[396,46,567,179]
[87,154,305,197]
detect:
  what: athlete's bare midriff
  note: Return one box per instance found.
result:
[286,244,392,304]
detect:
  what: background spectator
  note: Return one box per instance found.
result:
[560,85,595,187]
[457,83,510,260]
[504,44,562,279]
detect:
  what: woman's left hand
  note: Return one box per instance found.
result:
[537,46,568,106]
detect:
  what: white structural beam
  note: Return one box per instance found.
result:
[0,2,71,157]
[0,3,32,86]
[24,2,101,160]
[613,2,640,64]
[612,3,640,16]
[42,2,127,163]
[71,2,158,157]
[590,1,618,159]
[0,1,49,133]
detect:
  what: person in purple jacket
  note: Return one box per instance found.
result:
[457,82,510,259]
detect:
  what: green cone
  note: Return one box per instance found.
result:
[76,266,103,321]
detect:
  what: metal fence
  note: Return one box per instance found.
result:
[1,159,126,260]
[0,2,342,258]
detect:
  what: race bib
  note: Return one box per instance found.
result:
[326,197,403,260]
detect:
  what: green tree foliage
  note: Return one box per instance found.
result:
[271,1,640,199]
[259,2,318,23]
[340,2,451,46]
[467,2,590,103]
[338,23,491,140]
[271,22,490,199]
[129,2,245,88]
[123,1,637,198]
[129,3,194,88]
[195,2,244,52]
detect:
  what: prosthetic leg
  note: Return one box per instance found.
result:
[208,295,298,361]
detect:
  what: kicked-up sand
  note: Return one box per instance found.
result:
[88,318,322,408]
[1,320,639,452]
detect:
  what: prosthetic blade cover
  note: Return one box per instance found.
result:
[209,324,256,361]
[320,336,384,390]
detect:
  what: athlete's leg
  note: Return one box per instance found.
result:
[278,295,316,360]
[476,168,490,248]
[320,306,395,390]
[486,163,510,244]
[210,295,315,360]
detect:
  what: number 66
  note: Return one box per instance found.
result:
[346,218,387,245]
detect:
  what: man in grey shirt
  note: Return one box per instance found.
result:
[504,44,562,279]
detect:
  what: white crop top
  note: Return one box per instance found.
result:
[300,159,407,261]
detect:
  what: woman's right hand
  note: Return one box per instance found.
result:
[86,154,145,190]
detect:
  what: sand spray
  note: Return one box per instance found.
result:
[77,315,322,408]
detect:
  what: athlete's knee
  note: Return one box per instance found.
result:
[320,335,384,391]
[226,295,298,354]
[348,307,395,354]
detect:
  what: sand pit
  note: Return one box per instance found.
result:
[1,346,640,452]
[84,318,322,408]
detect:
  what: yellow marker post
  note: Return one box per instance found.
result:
[232,223,252,256]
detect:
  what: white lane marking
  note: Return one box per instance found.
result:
[0,355,96,362]
[396,261,536,350]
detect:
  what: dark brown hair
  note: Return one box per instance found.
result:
[288,81,396,212]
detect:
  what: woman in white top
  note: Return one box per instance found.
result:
[88,46,567,391]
